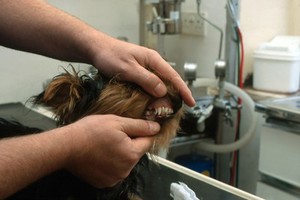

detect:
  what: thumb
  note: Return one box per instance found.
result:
[120,118,160,138]
[119,118,160,153]
[131,136,155,154]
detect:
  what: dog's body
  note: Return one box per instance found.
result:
[0,67,184,200]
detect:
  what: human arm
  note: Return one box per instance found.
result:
[0,1,194,197]
[0,115,159,199]
[0,0,195,106]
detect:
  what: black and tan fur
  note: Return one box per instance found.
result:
[1,67,184,200]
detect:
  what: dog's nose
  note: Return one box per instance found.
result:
[170,95,182,114]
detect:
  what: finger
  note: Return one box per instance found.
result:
[127,61,195,107]
[142,50,195,106]
[123,48,195,106]
[119,117,160,138]
[122,63,167,98]
[131,136,155,154]
[169,75,196,107]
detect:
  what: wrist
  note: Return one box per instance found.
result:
[52,125,81,169]
[83,30,117,67]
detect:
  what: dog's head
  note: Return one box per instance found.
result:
[34,67,184,153]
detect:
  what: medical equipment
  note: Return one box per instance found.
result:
[140,0,257,188]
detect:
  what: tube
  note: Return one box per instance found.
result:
[192,78,257,153]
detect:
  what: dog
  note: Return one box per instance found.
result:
[1,66,184,200]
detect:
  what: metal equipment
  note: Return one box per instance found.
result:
[140,0,184,56]
[146,0,185,35]
[256,97,300,199]
[141,0,257,189]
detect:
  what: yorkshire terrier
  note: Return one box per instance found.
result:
[1,66,184,200]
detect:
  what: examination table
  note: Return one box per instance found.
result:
[0,103,263,200]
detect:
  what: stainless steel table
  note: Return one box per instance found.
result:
[142,156,263,200]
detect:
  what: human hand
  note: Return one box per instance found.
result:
[64,114,160,188]
[0,0,194,106]
[89,35,195,107]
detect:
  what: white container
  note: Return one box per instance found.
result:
[270,35,300,46]
[253,41,300,93]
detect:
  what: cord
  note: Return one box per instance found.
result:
[229,25,244,187]
[225,0,244,186]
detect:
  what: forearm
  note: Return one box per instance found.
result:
[0,126,73,199]
[0,0,107,63]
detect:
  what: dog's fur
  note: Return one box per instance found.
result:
[1,67,184,200]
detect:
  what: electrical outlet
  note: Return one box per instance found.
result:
[181,12,207,36]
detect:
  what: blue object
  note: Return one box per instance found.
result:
[175,154,214,176]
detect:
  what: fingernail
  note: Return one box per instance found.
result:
[154,83,167,97]
[190,96,196,106]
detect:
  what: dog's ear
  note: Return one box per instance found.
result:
[34,69,86,124]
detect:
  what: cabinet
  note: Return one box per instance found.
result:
[257,122,300,199]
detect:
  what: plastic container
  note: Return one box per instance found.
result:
[270,35,300,47]
[253,37,300,93]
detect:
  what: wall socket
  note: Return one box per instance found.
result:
[181,12,207,36]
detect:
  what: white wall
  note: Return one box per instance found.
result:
[0,0,140,104]
[1,0,227,104]
[1,0,298,103]
[48,0,140,43]
[164,0,227,78]
[240,0,299,80]
[291,0,300,34]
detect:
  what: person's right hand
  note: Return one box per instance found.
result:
[63,114,160,188]
[88,34,195,107]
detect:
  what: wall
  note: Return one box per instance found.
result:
[158,0,227,78]
[1,1,298,103]
[291,0,300,34]
[240,0,299,80]
[0,0,228,103]
[0,0,140,104]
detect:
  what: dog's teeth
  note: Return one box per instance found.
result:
[164,107,168,116]
[170,108,174,114]
[153,107,174,117]
[162,107,166,115]
[165,108,169,115]
[167,108,171,115]
[166,108,173,116]
[168,108,171,114]
[158,107,162,115]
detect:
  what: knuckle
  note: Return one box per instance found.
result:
[127,152,140,164]
[148,48,160,58]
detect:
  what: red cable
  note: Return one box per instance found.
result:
[230,27,244,186]
[237,27,244,89]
